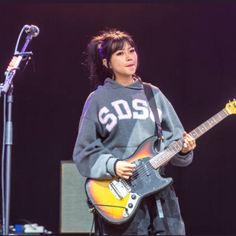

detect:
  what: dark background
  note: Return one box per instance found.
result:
[0,2,236,235]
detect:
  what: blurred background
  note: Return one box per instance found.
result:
[0,1,236,235]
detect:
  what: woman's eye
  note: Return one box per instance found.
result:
[116,51,123,56]
[130,48,135,53]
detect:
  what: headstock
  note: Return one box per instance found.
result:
[225,99,236,114]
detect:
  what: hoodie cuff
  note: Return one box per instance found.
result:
[106,157,119,176]
[177,150,193,159]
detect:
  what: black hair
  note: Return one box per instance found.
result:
[86,29,137,89]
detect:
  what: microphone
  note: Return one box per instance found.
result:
[24,25,40,37]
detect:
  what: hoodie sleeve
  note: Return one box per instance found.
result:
[72,94,118,179]
[154,87,193,167]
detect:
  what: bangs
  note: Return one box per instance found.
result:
[110,37,135,55]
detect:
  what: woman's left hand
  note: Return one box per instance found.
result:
[180,131,196,154]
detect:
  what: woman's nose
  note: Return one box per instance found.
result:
[126,52,132,60]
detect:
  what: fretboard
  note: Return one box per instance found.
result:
[150,108,229,169]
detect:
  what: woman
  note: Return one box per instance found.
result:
[73,29,196,235]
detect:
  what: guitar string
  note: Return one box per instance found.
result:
[128,140,182,180]
[123,109,228,186]
[125,149,176,185]
[124,137,186,183]
[123,109,227,182]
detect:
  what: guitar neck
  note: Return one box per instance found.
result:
[189,108,229,139]
[150,108,230,169]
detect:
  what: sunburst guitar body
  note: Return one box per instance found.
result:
[86,136,172,224]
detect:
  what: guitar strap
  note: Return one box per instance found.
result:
[143,82,163,151]
[143,82,167,223]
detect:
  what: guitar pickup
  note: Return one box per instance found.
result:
[109,179,131,200]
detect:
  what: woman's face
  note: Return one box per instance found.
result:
[108,42,138,80]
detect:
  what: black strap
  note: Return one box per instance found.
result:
[143,82,163,151]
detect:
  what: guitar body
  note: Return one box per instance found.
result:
[85,136,173,224]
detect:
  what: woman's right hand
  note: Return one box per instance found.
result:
[115,160,136,179]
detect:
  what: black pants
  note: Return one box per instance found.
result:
[94,186,186,236]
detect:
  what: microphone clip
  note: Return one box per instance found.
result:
[24,25,40,38]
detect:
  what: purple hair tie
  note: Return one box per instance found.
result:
[97,43,104,59]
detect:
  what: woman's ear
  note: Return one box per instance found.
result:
[102,59,108,68]
[103,59,112,69]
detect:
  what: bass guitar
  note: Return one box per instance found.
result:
[85,100,236,224]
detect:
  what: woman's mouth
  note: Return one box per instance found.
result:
[126,64,135,67]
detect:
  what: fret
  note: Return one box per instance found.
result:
[175,140,183,151]
[207,118,215,127]
[222,109,229,116]
[150,140,182,168]
[212,116,217,123]
[196,126,204,136]
[203,123,208,130]
[206,119,215,128]
[191,130,198,139]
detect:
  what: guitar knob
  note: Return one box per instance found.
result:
[131,194,136,200]
[128,203,133,208]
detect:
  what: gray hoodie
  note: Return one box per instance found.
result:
[73,78,193,179]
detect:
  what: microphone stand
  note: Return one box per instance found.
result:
[0,25,38,235]
[2,85,13,236]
